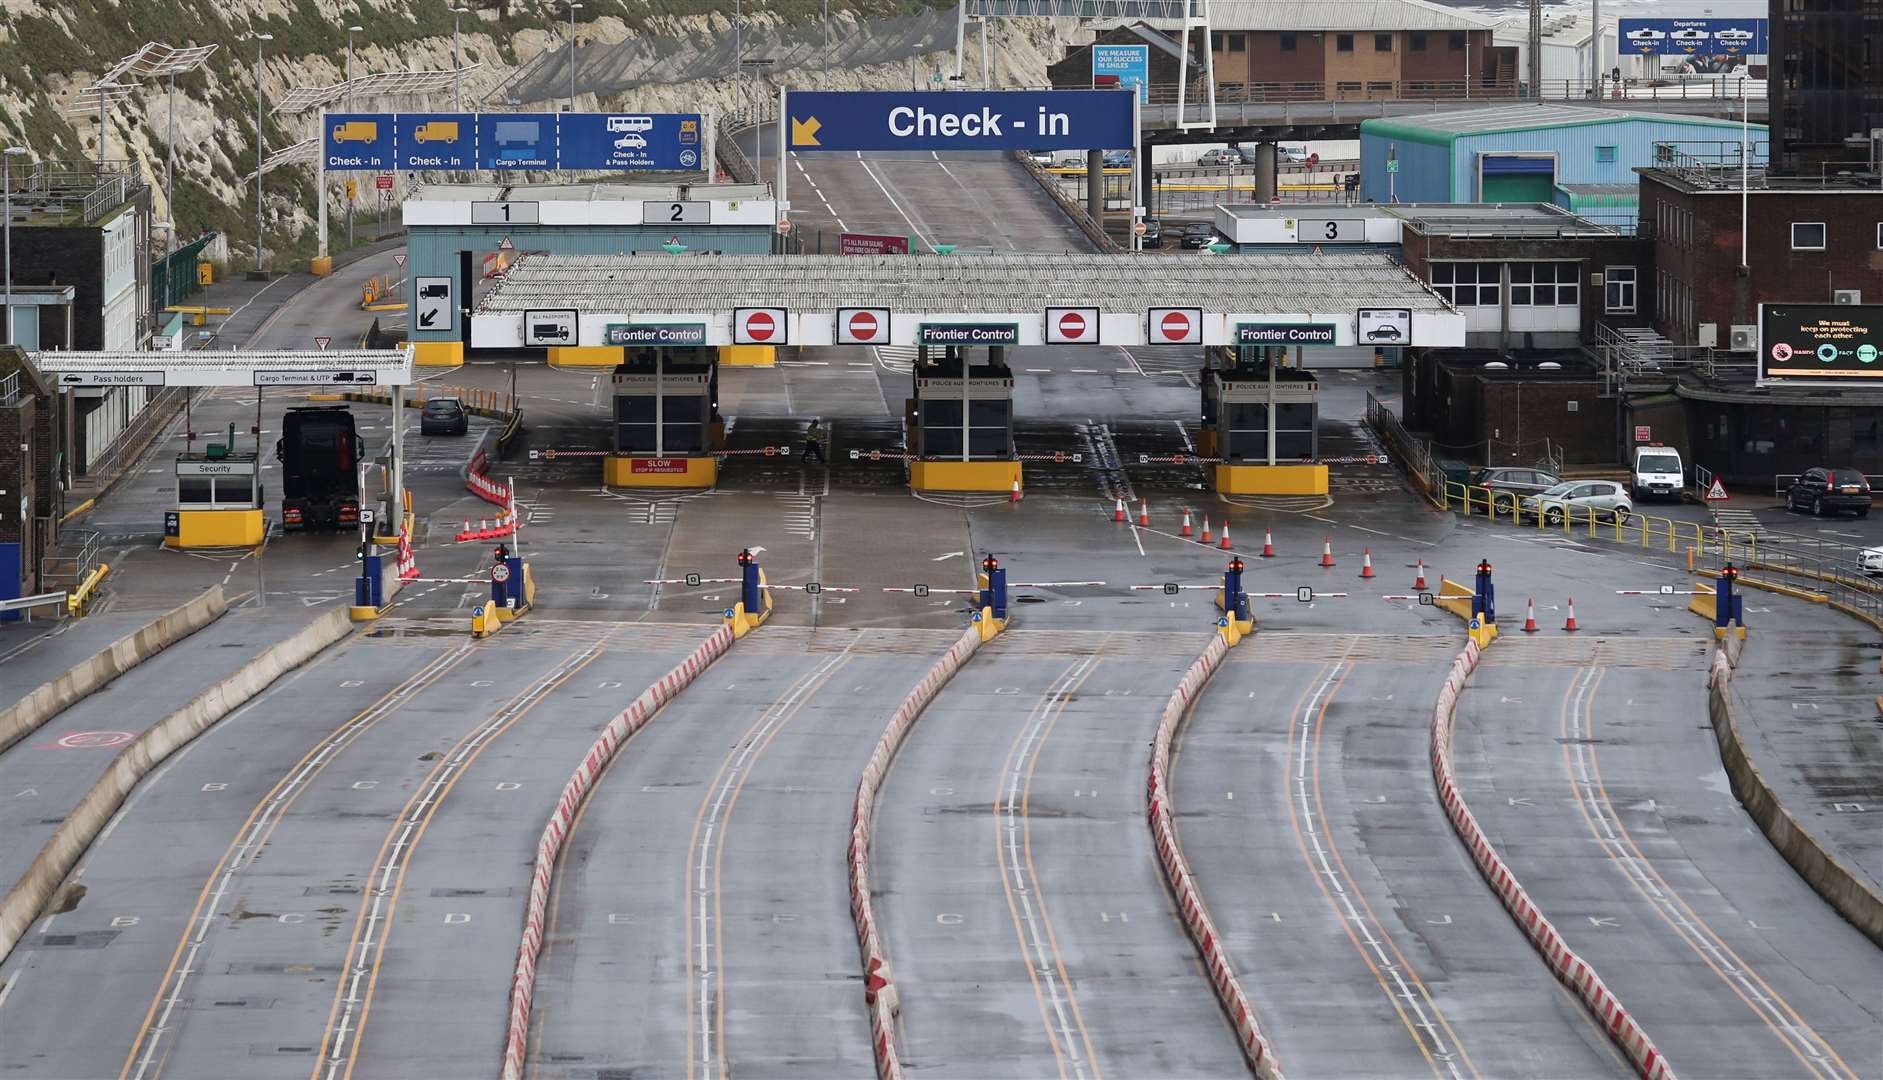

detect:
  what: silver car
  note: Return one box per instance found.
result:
[1860,546,1883,577]
[1521,479,1633,525]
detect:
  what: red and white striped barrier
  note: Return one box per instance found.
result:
[500,622,738,1080]
[395,519,420,582]
[849,624,985,1080]
[1148,632,1286,1080]
[456,448,520,542]
[1430,638,1677,1080]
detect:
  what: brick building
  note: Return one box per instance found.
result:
[1205,0,1513,101]
[1402,352,1616,467]
[1047,24,1201,96]
[1768,0,1883,173]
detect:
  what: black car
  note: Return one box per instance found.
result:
[1787,467,1872,517]
[1180,222,1219,250]
[1140,217,1164,248]
[420,397,469,436]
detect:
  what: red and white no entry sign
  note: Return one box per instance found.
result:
[1059,311,1085,338]
[1149,307,1202,344]
[1045,306,1099,344]
[746,312,775,340]
[734,307,788,345]
[849,310,877,338]
[835,307,890,344]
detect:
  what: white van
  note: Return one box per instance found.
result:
[1631,445,1684,501]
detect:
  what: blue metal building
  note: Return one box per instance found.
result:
[1358,104,1765,227]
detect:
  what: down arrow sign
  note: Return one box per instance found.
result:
[419,308,439,328]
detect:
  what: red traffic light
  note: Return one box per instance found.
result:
[982,555,1000,571]
[1228,557,1245,573]
[1721,563,1738,580]
[1476,559,1493,575]
[737,548,753,566]
[493,544,510,563]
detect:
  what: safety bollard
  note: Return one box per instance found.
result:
[1224,557,1251,624]
[738,547,762,615]
[1473,558,1496,624]
[1716,562,1745,638]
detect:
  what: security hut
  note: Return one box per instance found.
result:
[169,429,263,548]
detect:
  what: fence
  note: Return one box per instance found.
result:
[40,528,104,594]
[150,233,219,313]
[1364,391,1443,500]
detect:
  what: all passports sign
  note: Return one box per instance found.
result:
[784,90,1134,152]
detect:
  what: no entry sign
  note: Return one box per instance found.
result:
[836,306,891,344]
[1045,306,1100,344]
[1149,307,1201,344]
[734,307,789,345]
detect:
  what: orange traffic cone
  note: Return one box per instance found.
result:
[1200,516,1213,545]
[1011,477,1023,503]
[1319,538,1335,568]
[1113,496,1126,522]
[1563,597,1580,632]
[1413,559,1428,591]
[1359,548,1375,579]
[1522,597,1539,633]
[1180,508,1194,538]
[1219,522,1233,550]
[1261,527,1275,558]
[1138,498,1150,527]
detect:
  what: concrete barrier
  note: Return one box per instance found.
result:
[1148,631,1285,1080]
[848,625,984,1080]
[0,586,227,757]
[1430,638,1676,1080]
[501,622,737,1080]
[1706,642,1883,948]
[0,605,351,965]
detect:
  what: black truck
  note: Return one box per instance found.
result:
[276,406,364,531]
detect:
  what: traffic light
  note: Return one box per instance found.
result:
[981,555,1000,573]
[1476,559,1493,576]
[737,548,754,567]
[345,179,358,199]
[356,541,367,561]
[493,543,510,564]
[1228,557,1245,574]
[1721,562,1739,582]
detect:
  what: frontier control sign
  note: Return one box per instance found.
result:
[1235,321,1338,346]
[784,90,1133,152]
[919,322,1019,346]
[606,323,707,346]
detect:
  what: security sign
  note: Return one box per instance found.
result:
[836,307,891,345]
[1045,306,1100,344]
[734,307,789,345]
[1148,307,1201,344]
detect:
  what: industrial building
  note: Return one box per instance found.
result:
[1201,0,1511,100]
[1768,0,1883,173]
[1357,104,1767,226]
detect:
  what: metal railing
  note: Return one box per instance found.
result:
[0,372,20,408]
[1364,391,1443,502]
[1115,73,1763,110]
[40,528,104,593]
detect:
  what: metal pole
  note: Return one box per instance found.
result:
[823,0,830,72]
[654,349,664,457]
[980,16,990,87]
[165,74,177,257]
[3,154,11,346]
[1131,87,1142,252]
[961,348,969,463]
[954,2,967,80]
[254,36,266,273]
[453,9,464,111]
[98,91,107,169]
[346,27,358,250]
[391,377,404,525]
[1589,0,1601,96]
[1266,351,1277,466]
[567,2,580,111]
[703,110,717,180]
[317,109,329,263]
[734,0,742,78]
[1740,79,1749,271]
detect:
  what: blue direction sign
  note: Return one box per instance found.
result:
[394,113,474,169]
[1619,18,1767,56]
[784,89,1134,152]
[561,112,703,171]
[324,113,394,170]
[1092,44,1149,103]
[476,113,557,169]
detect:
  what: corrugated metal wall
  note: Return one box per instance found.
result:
[1451,118,1766,206]
[1359,132,1453,203]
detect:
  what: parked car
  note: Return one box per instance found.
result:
[1472,466,1561,499]
[1860,546,1883,576]
[1521,480,1633,525]
[1630,445,1684,501]
[420,397,469,437]
[1277,145,1309,163]
[1140,217,1163,248]
[1102,150,1132,168]
[1197,148,1236,167]
[1026,149,1057,166]
[1786,467,1872,518]
[1180,222,1220,249]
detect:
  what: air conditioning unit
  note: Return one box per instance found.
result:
[1833,289,1862,305]
[1729,325,1757,351]
[1698,322,1718,347]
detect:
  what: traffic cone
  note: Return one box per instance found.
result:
[1563,597,1580,632]
[1413,559,1428,591]
[1219,522,1233,550]
[1113,496,1126,522]
[1180,508,1194,538]
[1138,498,1150,527]
[1522,597,1539,633]
[1319,538,1335,567]
[1359,548,1375,579]
[1200,515,1213,545]
[1011,477,1023,503]
[1261,527,1275,558]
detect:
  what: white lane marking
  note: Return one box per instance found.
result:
[857,157,938,253]
[0,971,18,1013]
[999,656,1101,1080]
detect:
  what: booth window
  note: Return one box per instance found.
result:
[1227,33,1246,52]
[1449,31,1467,50]
[1510,261,1580,306]
[178,476,216,504]
[1791,222,1826,250]
[1595,145,1617,163]
[1375,33,1393,51]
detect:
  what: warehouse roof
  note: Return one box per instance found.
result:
[1391,203,1617,237]
[1208,0,1494,32]
[1362,103,1761,140]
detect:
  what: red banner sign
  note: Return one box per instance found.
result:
[840,232,910,256]
[631,458,689,474]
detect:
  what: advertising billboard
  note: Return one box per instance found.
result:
[1758,303,1883,384]
[1092,44,1149,103]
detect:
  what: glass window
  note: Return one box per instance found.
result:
[1337,33,1354,52]
[1228,33,1246,52]
[1792,222,1825,250]
[1211,31,1225,51]
[1604,266,1637,313]
[1509,262,1534,306]
[1375,33,1393,51]
[1449,31,1467,50]
[1431,262,1501,307]
[178,476,215,504]
[1411,32,1427,51]
[1595,145,1617,163]
[1280,32,1296,52]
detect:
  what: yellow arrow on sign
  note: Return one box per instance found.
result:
[790,115,822,147]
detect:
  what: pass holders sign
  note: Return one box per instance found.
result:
[1148,307,1201,345]
[523,309,578,347]
[919,322,1019,346]
[1235,320,1339,346]
[325,113,394,169]
[394,113,473,169]
[734,307,788,346]
[605,322,708,346]
[560,112,704,171]
[476,113,556,169]
[56,370,164,387]
[836,307,891,345]
[1091,44,1149,103]
[1357,308,1412,346]
[1045,306,1100,344]
[1758,303,1883,384]
[784,89,1134,152]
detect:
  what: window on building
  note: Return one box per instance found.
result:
[1604,266,1637,313]
[1791,222,1827,250]
[1411,32,1428,51]
[1449,31,1467,50]
[1508,262,1581,306]
[1430,262,1500,307]
[1228,33,1246,52]
[1211,31,1225,51]
[1375,33,1393,51]
[1280,32,1296,52]
[1595,145,1617,163]
[1337,33,1355,52]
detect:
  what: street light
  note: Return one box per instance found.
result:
[3,146,30,347]
[450,5,468,110]
[252,32,272,273]
[564,1,582,111]
[344,23,363,247]
[345,24,363,105]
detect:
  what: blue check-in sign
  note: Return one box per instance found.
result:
[325,113,394,169]
[395,114,474,169]
[560,113,704,171]
[785,90,1134,152]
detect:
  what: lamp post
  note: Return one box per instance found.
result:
[450,6,468,110]
[3,147,29,346]
[252,32,272,274]
[565,1,582,111]
[345,24,362,248]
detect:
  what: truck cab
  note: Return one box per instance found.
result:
[1631,444,1684,501]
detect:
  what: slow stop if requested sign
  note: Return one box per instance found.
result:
[836,306,890,345]
[1045,306,1100,344]
[734,307,789,346]
[1149,307,1202,344]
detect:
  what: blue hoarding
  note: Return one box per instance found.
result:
[1619,18,1767,57]
[476,113,557,169]
[325,113,394,170]
[1092,44,1149,103]
[559,112,703,171]
[395,113,474,170]
[784,90,1134,152]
